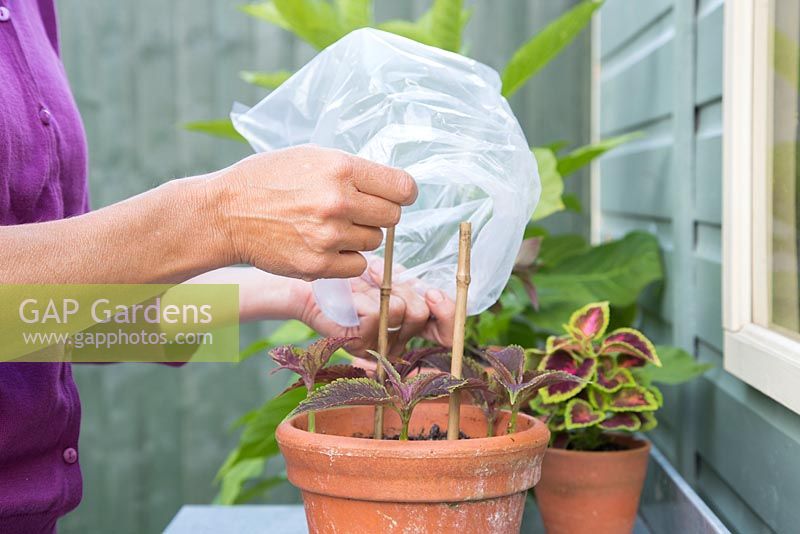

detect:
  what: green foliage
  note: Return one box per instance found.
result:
[533,231,662,308]
[183,119,246,142]
[501,0,603,98]
[525,231,663,333]
[240,70,293,89]
[531,147,565,221]
[271,0,347,49]
[214,387,307,503]
[239,2,291,30]
[429,0,467,52]
[638,345,714,385]
[557,132,641,177]
[335,0,373,30]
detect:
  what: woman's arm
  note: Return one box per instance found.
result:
[0,146,417,284]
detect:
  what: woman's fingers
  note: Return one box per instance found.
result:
[387,283,430,356]
[314,252,367,280]
[353,291,406,356]
[351,159,418,206]
[338,224,384,253]
[349,193,402,228]
[423,289,456,347]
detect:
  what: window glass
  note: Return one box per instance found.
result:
[770,0,800,332]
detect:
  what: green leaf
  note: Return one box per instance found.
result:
[537,234,589,267]
[240,70,293,89]
[501,0,602,97]
[269,320,318,345]
[377,16,437,47]
[272,0,347,49]
[217,387,307,480]
[561,193,583,212]
[378,2,472,51]
[430,0,464,52]
[233,475,287,504]
[183,119,246,142]
[239,2,291,30]
[532,231,663,309]
[557,132,641,177]
[215,457,265,504]
[334,0,373,31]
[531,147,565,221]
[638,345,713,385]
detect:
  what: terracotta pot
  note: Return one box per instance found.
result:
[534,435,651,534]
[276,402,549,534]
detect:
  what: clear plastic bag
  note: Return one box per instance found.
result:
[232,28,539,326]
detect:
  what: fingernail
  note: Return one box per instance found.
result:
[427,289,445,303]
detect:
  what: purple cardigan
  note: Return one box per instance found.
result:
[0,1,89,531]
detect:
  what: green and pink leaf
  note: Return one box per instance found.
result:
[595,366,635,393]
[564,398,604,429]
[598,412,641,432]
[605,385,659,412]
[567,301,610,340]
[538,351,594,403]
[600,328,661,367]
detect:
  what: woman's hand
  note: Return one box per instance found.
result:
[207,146,417,281]
[293,260,457,357]
[188,264,456,356]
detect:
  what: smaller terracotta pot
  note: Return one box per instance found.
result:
[276,402,550,534]
[534,435,651,534]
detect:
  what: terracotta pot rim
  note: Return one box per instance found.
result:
[277,403,551,503]
[278,405,549,458]
[547,434,651,458]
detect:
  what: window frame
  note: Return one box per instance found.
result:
[723,0,800,414]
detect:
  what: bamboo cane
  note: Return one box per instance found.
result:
[447,222,472,440]
[373,226,396,439]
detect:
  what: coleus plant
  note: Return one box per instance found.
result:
[528,301,667,450]
[281,338,582,440]
[287,349,478,440]
[269,336,365,432]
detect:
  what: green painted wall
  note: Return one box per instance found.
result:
[598,1,800,532]
[54,1,590,532]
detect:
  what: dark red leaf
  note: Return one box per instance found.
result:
[395,346,450,378]
[539,353,594,403]
[281,365,368,394]
[288,378,393,418]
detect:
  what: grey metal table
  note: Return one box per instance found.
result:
[163,504,651,534]
[164,505,308,534]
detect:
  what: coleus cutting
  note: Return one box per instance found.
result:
[287,349,480,440]
[527,301,666,450]
[269,336,365,432]
[272,338,579,440]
